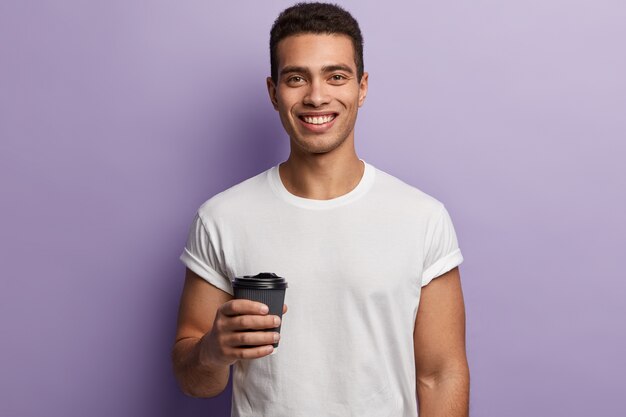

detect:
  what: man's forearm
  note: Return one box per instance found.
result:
[171,336,230,398]
[416,368,470,417]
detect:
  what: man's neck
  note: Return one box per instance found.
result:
[278,150,365,201]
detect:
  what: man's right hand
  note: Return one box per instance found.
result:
[199,299,287,367]
[173,269,289,397]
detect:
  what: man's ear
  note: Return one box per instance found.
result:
[266,77,279,110]
[358,72,369,107]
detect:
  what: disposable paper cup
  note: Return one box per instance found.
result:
[232,272,288,353]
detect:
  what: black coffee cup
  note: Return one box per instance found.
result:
[232,272,288,351]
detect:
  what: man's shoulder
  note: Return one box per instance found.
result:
[197,167,273,220]
[371,164,445,214]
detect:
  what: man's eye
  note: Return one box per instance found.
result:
[288,76,304,83]
[330,74,347,82]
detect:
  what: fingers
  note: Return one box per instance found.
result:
[220,300,288,317]
[218,300,285,332]
[203,331,276,365]
[219,312,280,333]
[220,299,269,317]
[203,299,288,365]
[209,327,279,363]
[228,344,275,360]
[225,329,280,348]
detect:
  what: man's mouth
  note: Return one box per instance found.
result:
[298,113,337,125]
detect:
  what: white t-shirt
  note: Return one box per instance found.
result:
[180,159,463,417]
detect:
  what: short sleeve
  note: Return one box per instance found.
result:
[421,205,464,287]
[179,212,234,295]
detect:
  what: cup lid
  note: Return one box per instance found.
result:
[233,272,288,290]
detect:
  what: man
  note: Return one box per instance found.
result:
[172,3,469,416]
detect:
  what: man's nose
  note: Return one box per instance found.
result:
[303,79,330,107]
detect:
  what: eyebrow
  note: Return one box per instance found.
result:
[280,64,354,77]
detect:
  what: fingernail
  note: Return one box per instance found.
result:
[260,305,269,314]
[274,316,281,326]
[274,332,280,342]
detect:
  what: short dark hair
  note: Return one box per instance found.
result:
[269,2,364,84]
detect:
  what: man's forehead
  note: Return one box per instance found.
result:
[276,33,357,71]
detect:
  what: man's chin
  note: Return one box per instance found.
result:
[292,136,345,155]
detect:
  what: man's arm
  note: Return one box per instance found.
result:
[171,268,284,398]
[414,266,470,417]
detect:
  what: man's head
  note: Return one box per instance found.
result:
[266,3,368,156]
[269,2,364,85]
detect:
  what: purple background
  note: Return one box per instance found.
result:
[1,1,625,416]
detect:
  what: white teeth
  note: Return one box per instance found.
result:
[302,114,335,125]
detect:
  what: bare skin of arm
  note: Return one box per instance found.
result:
[171,268,287,398]
[414,267,470,417]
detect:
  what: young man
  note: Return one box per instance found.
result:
[172,3,469,416]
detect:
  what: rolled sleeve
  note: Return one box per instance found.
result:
[179,212,234,295]
[421,205,464,287]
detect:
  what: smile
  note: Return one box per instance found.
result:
[299,113,337,125]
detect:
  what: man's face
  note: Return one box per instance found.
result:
[267,33,368,155]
